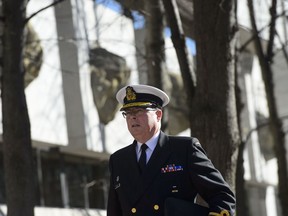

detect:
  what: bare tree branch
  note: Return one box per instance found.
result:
[275,30,288,64]
[238,10,287,53]
[25,0,66,24]
[162,0,196,113]
[266,0,277,62]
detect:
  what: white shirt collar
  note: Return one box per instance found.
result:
[137,131,160,154]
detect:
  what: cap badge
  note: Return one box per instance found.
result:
[126,86,137,101]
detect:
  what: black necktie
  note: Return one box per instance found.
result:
[139,144,148,173]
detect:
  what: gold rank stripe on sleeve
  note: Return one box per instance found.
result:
[209,209,230,216]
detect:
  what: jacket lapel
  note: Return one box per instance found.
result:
[125,141,141,181]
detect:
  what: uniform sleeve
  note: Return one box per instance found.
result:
[188,139,236,216]
[107,155,122,216]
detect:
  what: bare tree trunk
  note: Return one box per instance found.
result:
[1,0,35,215]
[162,0,196,123]
[144,0,170,131]
[247,0,288,215]
[235,52,251,216]
[145,0,165,87]
[192,0,239,189]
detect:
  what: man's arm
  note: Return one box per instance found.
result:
[189,138,236,216]
[107,156,122,216]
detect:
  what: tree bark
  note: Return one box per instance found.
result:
[144,0,170,132]
[1,0,35,215]
[145,0,165,87]
[192,0,239,189]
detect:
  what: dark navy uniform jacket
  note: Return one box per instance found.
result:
[107,132,236,216]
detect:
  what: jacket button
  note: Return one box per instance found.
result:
[154,205,159,210]
[131,208,137,213]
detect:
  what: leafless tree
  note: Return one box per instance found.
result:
[247,0,288,215]
[1,0,35,215]
[191,0,240,189]
[144,0,165,87]
[162,0,196,121]
[143,0,171,131]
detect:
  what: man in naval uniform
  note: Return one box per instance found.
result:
[107,84,235,216]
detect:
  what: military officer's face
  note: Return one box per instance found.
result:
[123,107,162,143]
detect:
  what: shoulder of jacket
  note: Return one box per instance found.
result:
[168,135,199,143]
[168,136,207,156]
[168,135,201,147]
[111,142,134,157]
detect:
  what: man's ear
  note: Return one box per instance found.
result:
[156,109,163,121]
